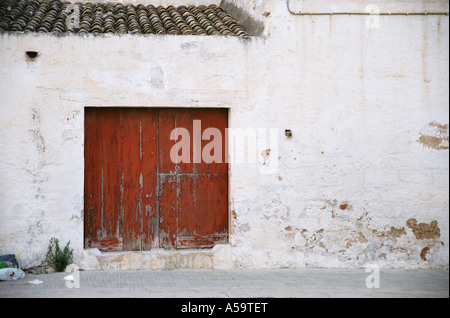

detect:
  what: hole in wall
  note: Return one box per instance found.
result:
[285,129,293,139]
[25,51,39,60]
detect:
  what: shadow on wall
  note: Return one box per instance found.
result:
[220,0,265,36]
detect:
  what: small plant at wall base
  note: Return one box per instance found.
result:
[45,237,73,272]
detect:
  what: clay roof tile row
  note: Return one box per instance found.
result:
[0,0,249,36]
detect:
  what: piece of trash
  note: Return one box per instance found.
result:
[0,261,17,269]
[0,254,19,268]
[28,279,43,285]
[0,268,26,281]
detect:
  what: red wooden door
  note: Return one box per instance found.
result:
[84,108,228,251]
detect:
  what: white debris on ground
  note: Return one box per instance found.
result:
[28,279,43,285]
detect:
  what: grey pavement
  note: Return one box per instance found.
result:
[0,268,448,298]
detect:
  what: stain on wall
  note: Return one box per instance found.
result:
[220,0,265,36]
[261,148,271,165]
[420,246,430,261]
[418,122,449,150]
[406,219,441,240]
[30,107,46,200]
[150,66,165,90]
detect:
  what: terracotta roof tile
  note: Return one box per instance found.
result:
[0,0,249,36]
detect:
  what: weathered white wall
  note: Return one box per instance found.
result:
[227,0,449,269]
[0,0,448,270]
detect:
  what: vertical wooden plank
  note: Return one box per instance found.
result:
[85,108,124,251]
[121,109,142,251]
[101,108,122,240]
[175,108,195,173]
[158,109,178,249]
[176,174,196,240]
[159,174,178,249]
[176,173,228,248]
[194,109,223,173]
[141,108,159,250]
[175,108,229,248]
[195,174,228,237]
[158,109,177,174]
[172,109,195,246]
[205,108,228,173]
[203,108,228,240]
[84,108,103,246]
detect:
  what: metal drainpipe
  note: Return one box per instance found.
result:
[286,0,449,16]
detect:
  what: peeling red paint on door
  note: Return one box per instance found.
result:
[84,108,228,251]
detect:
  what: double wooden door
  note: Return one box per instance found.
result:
[84,108,228,251]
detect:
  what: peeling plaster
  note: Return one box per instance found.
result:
[406,219,441,240]
[421,247,431,261]
[418,122,449,150]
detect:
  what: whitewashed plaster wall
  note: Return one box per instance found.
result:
[0,0,448,270]
[226,0,449,269]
